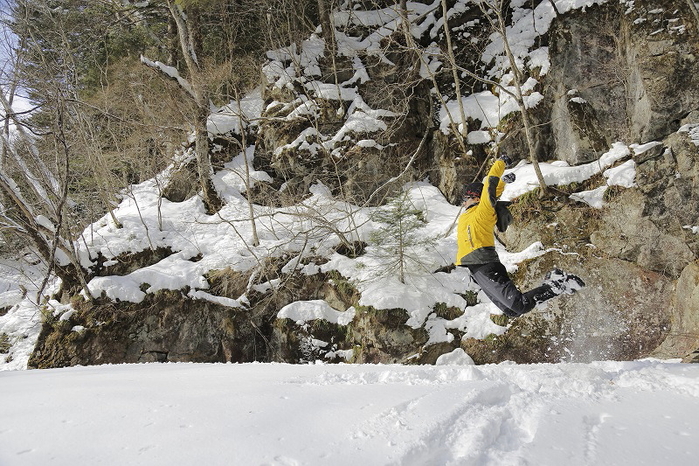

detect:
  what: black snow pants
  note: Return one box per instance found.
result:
[466,262,556,317]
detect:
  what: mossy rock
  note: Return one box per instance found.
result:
[349,306,430,364]
[461,315,561,364]
[28,290,255,368]
[490,314,510,327]
[433,302,464,320]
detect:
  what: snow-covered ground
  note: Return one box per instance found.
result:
[1,359,699,466]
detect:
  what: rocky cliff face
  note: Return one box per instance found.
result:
[487,0,699,362]
[27,0,699,368]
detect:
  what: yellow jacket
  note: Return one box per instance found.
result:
[455,160,506,266]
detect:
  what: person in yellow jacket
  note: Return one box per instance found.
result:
[456,155,585,318]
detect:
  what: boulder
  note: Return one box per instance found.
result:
[653,261,699,359]
[590,189,695,278]
[545,1,699,164]
[549,85,609,165]
[522,254,672,363]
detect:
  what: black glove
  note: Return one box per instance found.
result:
[502,173,516,183]
[499,154,514,168]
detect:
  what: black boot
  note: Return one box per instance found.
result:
[524,283,559,307]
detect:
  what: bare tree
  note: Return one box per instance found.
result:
[398,0,548,195]
[0,1,108,299]
[0,0,177,299]
[317,0,336,52]
[686,0,699,26]
[215,91,260,247]
[440,0,468,137]
[0,86,94,300]
[476,0,548,195]
[396,0,469,155]
[141,0,223,213]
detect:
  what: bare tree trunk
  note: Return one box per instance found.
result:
[398,0,410,35]
[492,1,548,196]
[47,106,94,300]
[317,0,336,51]
[396,2,468,155]
[686,0,699,26]
[235,91,260,247]
[398,216,406,284]
[441,0,468,137]
[166,0,222,213]
[0,172,90,298]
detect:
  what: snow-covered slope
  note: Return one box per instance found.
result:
[0,141,641,370]
[1,0,697,368]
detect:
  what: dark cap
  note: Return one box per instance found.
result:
[463,182,484,200]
